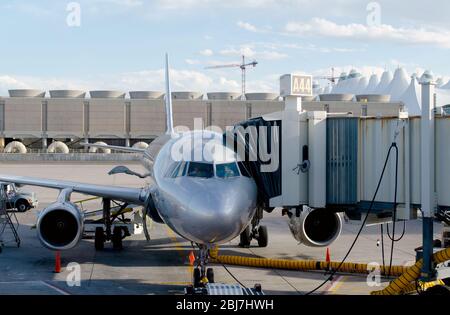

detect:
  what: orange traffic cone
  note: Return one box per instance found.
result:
[325,247,334,279]
[188,251,196,266]
[54,251,61,273]
[325,247,331,273]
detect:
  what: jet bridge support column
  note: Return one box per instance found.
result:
[280,95,307,206]
[270,74,313,208]
[420,79,436,280]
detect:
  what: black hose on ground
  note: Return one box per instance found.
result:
[305,142,398,295]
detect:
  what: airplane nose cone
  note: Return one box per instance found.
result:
[182,179,257,244]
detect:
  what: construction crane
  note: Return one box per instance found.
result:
[314,67,339,85]
[205,55,258,97]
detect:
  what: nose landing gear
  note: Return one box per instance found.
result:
[185,244,265,295]
[192,245,215,287]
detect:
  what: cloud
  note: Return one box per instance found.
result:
[235,41,365,55]
[284,18,450,49]
[1,3,53,16]
[90,0,144,7]
[309,65,386,79]
[236,21,274,34]
[237,21,259,32]
[185,59,200,65]
[258,51,288,60]
[219,46,255,58]
[219,45,288,60]
[199,49,214,56]
[0,68,267,95]
[156,0,288,10]
[0,74,92,96]
[218,77,240,90]
[0,75,29,91]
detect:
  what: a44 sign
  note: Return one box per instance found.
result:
[280,74,313,97]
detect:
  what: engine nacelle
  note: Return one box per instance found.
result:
[36,201,84,251]
[287,207,342,247]
[146,195,164,224]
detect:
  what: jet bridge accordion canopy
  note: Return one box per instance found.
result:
[224,117,282,208]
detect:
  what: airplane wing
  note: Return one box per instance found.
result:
[82,142,146,153]
[0,175,149,205]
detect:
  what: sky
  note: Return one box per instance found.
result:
[1,0,450,95]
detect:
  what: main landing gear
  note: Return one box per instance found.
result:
[239,207,268,248]
[93,198,130,251]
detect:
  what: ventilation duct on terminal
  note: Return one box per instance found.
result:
[47,141,70,154]
[3,141,27,153]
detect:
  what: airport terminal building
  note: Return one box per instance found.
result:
[0,88,403,153]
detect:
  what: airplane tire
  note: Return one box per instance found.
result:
[257,225,268,248]
[206,268,214,283]
[95,227,105,250]
[239,226,252,247]
[112,227,123,250]
[16,200,29,213]
[193,268,201,287]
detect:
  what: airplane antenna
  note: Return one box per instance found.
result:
[164,53,174,135]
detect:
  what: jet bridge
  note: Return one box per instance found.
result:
[226,74,450,252]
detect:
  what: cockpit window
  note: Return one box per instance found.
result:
[165,161,188,178]
[216,163,240,178]
[176,161,188,177]
[165,162,178,178]
[187,162,214,178]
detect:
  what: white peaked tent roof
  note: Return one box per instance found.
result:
[332,77,347,93]
[386,68,410,101]
[375,70,393,94]
[323,85,332,94]
[314,87,325,96]
[347,69,361,79]
[355,76,369,95]
[341,73,361,93]
[339,72,348,80]
[440,80,450,89]
[436,89,450,106]
[399,77,421,116]
[331,83,340,93]
[436,78,444,88]
[364,74,380,94]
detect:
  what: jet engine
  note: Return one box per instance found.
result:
[36,201,84,251]
[287,207,342,247]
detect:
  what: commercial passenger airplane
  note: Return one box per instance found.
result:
[0,54,258,286]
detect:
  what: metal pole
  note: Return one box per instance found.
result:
[242,55,246,99]
[420,79,436,280]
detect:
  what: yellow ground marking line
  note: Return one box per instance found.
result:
[164,226,193,284]
[327,275,346,294]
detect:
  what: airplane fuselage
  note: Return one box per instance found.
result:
[143,130,258,245]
